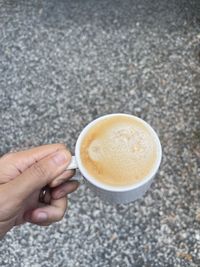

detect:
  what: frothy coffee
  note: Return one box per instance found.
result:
[80,115,158,187]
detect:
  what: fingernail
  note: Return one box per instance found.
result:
[52,150,68,166]
[37,212,48,222]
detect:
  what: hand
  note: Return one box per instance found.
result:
[0,144,79,238]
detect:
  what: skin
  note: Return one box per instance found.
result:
[0,144,79,239]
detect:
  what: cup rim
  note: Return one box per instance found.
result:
[75,113,162,192]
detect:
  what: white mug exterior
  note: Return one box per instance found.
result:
[73,114,162,204]
[84,177,154,204]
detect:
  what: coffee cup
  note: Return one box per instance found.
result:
[68,113,162,204]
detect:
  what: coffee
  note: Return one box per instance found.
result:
[80,114,159,187]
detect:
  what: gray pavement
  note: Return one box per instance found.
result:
[0,0,200,266]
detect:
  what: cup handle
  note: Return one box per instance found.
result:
[66,156,78,170]
[66,156,82,182]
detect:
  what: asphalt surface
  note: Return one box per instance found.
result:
[0,0,200,266]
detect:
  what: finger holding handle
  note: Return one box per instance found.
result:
[50,156,79,188]
[66,156,78,170]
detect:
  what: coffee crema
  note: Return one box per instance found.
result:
[80,115,158,187]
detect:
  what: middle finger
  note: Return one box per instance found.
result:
[50,169,75,187]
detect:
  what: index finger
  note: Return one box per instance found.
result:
[0,144,67,178]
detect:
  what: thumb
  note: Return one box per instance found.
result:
[4,149,71,201]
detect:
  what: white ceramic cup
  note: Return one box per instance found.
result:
[68,114,162,204]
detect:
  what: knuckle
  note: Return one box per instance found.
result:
[30,162,48,178]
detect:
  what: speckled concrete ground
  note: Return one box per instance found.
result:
[0,0,200,266]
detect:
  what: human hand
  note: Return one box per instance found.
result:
[0,144,79,238]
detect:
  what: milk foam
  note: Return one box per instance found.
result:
[80,116,158,187]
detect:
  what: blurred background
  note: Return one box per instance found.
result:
[0,0,200,266]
